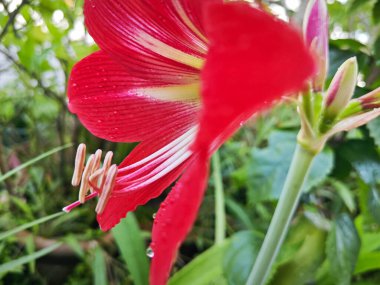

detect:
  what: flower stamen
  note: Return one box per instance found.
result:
[90,168,104,189]
[79,154,95,203]
[93,149,103,171]
[100,151,113,188]
[96,164,118,214]
[63,192,99,213]
[71,143,86,186]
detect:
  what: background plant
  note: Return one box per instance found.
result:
[1,0,380,284]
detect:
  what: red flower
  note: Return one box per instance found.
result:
[65,1,315,284]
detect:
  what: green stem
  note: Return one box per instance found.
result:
[302,89,314,127]
[212,151,226,244]
[246,144,316,285]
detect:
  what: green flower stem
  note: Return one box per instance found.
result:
[302,89,314,127]
[212,151,226,245]
[246,144,316,285]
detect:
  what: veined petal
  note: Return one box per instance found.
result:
[196,3,315,151]
[68,51,199,142]
[173,0,221,39]
[149,152,209,285]
[84,0,220,81]
[328,108,380,136]
[97,127,196,231]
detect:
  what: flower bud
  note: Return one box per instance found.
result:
[357,86,380,110]
[325,57,358,119]
[303,0,329,92]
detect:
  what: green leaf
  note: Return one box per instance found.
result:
[25,235,36,273]
[93,247,108,285]
[112,213,149,285]
[247,131,334,203]
[326,214,360,285]
[340,140,380,223]
[63,235,85,258]
[367,117,380,148]
[373,0,380,23]
[269,220,326,285]
[0,212,64,241]
[339,139,380,184]
[0,144,72,183]
[330,179,356,213]
[355,252,380,274]
[170,239,230,285]
[223,231,262,285]
[349,0,372,11]
[225,198,254,230]
[0,243,62,275]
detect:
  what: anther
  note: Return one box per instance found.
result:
[99,151,113,188]
[93,149,103,172]
[96,164,117,214]
[71,144,86,186]
[89,167,104,192]
[79,154,95,203]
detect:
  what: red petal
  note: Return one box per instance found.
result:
[175,0,222,38]
[84,0,220,82]
[68,51,199,142]
[149,152,209,285]
[97,161,189,232]
[196,3,315,150]
[97,126,196,231]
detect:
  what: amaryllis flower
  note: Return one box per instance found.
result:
[65,0,315,284]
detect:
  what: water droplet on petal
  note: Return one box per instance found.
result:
[146,247,154,258]
[152,213,156,219]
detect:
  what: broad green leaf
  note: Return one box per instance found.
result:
[93,247,108,285]
[330,179,356,212]
[269,221,326,285]
[368,187,380,223]
[340,140,380,223]
[247,131,334,203]
[367,117,380,148]
[355,252,380,274]
[373,0,380,23]
[112,213,149,285]
[326,214,360,285]
[170,239,230,285]
[0,243,62,275]
[0,212,64,241]
[0,144,72,183]
[223,231,262,285]
[355,216,380,254]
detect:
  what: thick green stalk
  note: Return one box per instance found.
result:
[246,144,316,285]
[212,151,226,244]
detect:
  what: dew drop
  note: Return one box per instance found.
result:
[146,247,154,258]
[152,213,156,219]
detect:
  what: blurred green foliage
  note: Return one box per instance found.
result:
[1,0,380,284]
